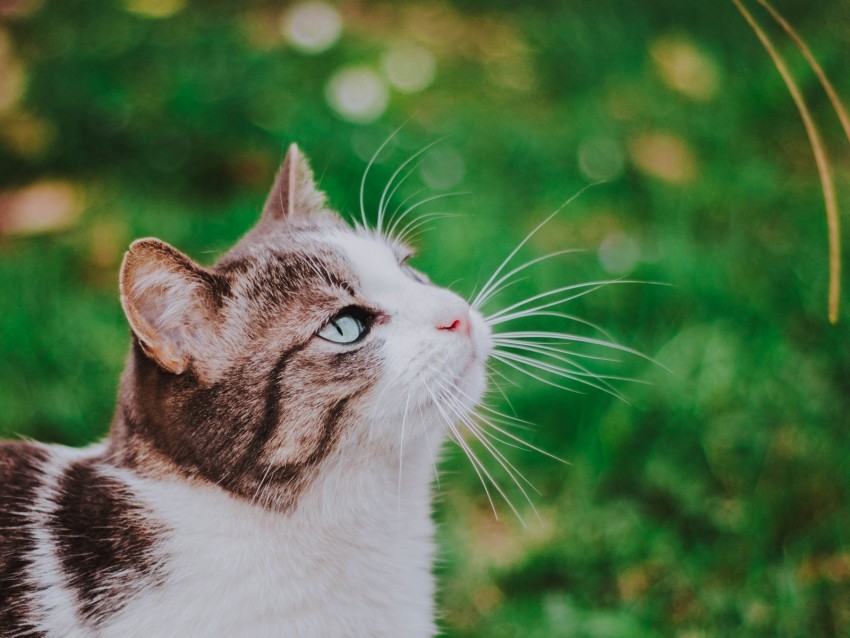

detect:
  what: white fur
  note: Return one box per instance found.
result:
[96,439,442,637]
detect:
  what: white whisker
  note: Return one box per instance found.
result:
[425,375,529,522]
[393,192,466,243]
[380,139,447,237]
[493,330,667,369]
[432,373,568,465]
[491,352,586,396]
[485,280,626,324]
[493,341,647,386]
[360,124,405,229]
[397,390,411,521]
[492,336,621,363]
[471,183,599,310]
[491,349,630,402]
[432,376,539,522]
[472,249,581,311]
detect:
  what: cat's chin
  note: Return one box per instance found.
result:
[455,310,486,410]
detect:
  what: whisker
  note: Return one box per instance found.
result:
[395,211,460,245]
[472,250,581,311]
[471,183,600,310]
[387,187,426,236]
[494,310,616,341]
[493,341,645,384]
[434,380,533,523]
[491,336,621,363]
[393,192,467,243]
[422,380,500,519]
[397,389,411,520]
[415,388,442,491]
[493,330,668,370]
[442,392,539,496]
[485,363,521,413]
[491,352,586,396]
[491,350,630,403]
[474,413,569,465]
[486,279,656,325]
[360,124,406,229]
[459,418,542,519]
[430,372,565,464]
[379,139,446,236]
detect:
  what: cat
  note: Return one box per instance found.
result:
[0,144,493,637]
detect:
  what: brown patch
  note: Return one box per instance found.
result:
[52,459,165,626]
[113,283,383,509]
[0,442,49,637]
[256,398,351,510]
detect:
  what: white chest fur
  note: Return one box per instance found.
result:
[96,439,441,638]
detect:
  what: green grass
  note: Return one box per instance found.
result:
[1,1,849,635]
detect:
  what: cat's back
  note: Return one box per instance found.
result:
[0,441,163,638]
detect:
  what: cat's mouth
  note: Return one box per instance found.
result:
[441,310,491,404]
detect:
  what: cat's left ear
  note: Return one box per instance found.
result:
[261,143,326,222]
[120,238,226,377]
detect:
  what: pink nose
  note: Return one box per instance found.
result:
[437,312,471,337]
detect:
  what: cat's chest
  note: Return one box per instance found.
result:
[98,473,437,638]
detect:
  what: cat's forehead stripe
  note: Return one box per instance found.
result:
[220,244,360,303]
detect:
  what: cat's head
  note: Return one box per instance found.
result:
[116,144,490,508]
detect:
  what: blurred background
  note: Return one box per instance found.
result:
[1,0,849,635]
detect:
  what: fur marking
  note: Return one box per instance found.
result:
[52,459,163,625]
[0,444,49,638]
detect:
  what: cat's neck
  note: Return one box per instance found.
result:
[91,424,443,636]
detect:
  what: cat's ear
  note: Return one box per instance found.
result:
[261,143,326,222]
[120,239,226,375]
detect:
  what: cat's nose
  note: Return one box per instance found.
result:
[436,309,471,337]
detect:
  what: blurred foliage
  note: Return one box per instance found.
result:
[1,0,849,636]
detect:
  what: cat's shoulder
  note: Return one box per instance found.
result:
[0,440,53,517]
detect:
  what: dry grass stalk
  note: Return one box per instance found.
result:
[732,0,842,324]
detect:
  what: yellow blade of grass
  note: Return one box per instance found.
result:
[756,0,850,146]
[731,0,841,324]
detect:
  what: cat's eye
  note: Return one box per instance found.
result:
[400,259,430,285]
[318,313,366,344]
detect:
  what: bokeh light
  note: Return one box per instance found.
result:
[325,66,389,123]
[578,137,625,183]
[382,42,437,94]
[282,1,343,54]
[124,0,185,19]
[598,232,641,275]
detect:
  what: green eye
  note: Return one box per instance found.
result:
[318,313,366,344]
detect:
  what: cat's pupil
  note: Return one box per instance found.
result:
[319,313,365,344]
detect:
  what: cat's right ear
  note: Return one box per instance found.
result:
[261,143,326,222]
[120,239,226,376]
